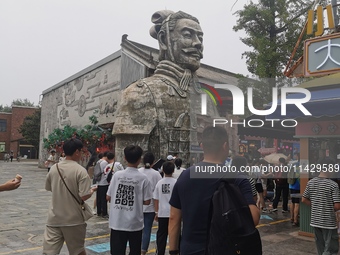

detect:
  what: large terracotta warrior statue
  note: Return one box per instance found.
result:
[113,10,218,163]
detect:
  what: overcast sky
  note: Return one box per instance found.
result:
[0,0,253,107]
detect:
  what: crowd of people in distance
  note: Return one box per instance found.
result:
[2,126,340,255]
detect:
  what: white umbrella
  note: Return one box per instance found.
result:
[263,153,288,164]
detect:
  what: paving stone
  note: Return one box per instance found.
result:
[0,160,323,254]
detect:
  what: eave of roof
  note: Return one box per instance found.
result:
[297,72,340,89]
[42,35,248,96]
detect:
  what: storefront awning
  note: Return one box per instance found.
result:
[266,87,340,119]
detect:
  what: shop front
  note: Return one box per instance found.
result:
[294,118,340,236]
[266,74,340,236]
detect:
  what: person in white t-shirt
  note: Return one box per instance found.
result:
[138,152,162,254]
[153,161,177,255]
[173,158,186,179]
[106,145,152,255]
[97,151,114,218]
[47,150,57,172]
[59,152,66,162]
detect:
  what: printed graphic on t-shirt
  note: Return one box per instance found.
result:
[115,184,134,206]
[162,184,171,194]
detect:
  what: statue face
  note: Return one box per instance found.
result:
[170,18,203,71]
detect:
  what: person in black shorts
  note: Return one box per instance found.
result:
[289,155,300,226]
[253,159,267,212]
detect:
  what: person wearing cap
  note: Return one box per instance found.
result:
[159,155,175,177]
[47,150,57,172]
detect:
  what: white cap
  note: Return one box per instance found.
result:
[167,155,174,161]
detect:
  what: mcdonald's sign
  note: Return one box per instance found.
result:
[307,4,336,36]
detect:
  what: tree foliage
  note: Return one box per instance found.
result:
[233,0,313,79]
[11,98,36,107]
[0,98,36,113]
[43,114,113,154]
[0,105,12,113]
[18,108,41,150]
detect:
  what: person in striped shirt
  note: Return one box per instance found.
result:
[302,157,340,255]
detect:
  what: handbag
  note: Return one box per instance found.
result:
[56,163,94,221]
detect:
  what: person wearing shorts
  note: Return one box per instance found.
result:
[43,138,96,255]
[290,184,300,226]
[253,159,267,212]
[289,154,300,226]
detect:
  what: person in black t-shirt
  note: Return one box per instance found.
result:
[272,157,289,213]
[168,126,260,255]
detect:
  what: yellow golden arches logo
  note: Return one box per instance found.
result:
[307,4,336,36]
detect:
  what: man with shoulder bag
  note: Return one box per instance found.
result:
[43,138,97,255]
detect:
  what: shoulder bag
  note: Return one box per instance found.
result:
[56,163,94,221]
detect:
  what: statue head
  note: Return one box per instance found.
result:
[150,10,204,72]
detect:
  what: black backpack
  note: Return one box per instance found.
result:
[206,179,262,255]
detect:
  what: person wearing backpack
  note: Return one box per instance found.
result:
[168,126,260,255]
[105,158,124,184]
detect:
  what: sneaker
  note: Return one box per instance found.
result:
[262,208,268,213]
[282,210,288,213]
[92,211,97,215]
[272,208,278,212]
[102,215,109,219]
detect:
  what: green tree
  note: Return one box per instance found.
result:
[233,0,313,80]
[11,98,36,107]
[0,98,36,113]
[18,108,41,150]
[0,105,12,113]
[43,114,113,154]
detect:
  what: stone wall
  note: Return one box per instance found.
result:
[39,58,121,166]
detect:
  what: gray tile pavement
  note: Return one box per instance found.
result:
[0,160,323,254]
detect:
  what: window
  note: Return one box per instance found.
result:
[0,119,6,132]
[0,142,4,152]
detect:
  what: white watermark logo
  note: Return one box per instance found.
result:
[200,84,312,127]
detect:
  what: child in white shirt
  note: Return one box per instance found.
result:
[153,161,177,255]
